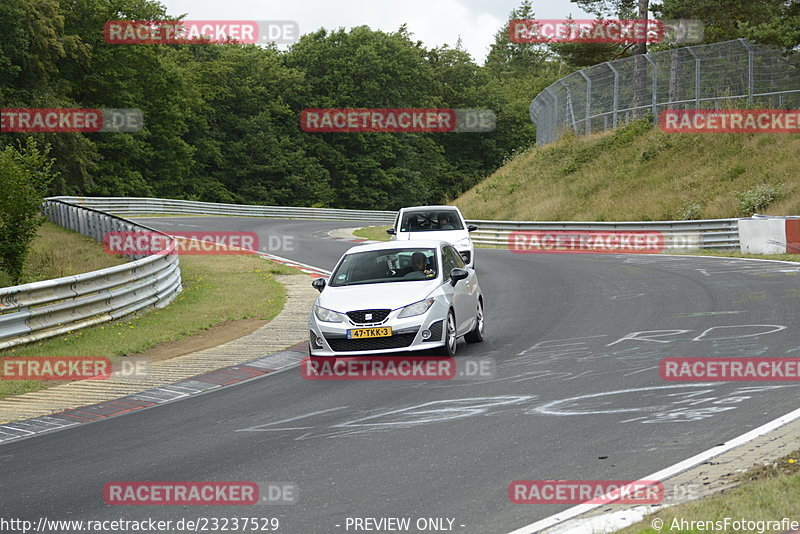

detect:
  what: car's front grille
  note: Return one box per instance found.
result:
[325,332,418,352]
[424,320,444,342]
[346,309,391,324]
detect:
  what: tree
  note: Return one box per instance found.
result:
[652,0,800,52]
[0,140,56,284]
[283,26,452,209]
[485,1,551,77]
[571,0,651,116]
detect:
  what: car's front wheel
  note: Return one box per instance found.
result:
[464,299,484,343]
[444,310,458,357]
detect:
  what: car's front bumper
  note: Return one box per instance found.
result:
[308,303,448,357]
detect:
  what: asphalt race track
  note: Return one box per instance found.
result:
[3,216,800,534]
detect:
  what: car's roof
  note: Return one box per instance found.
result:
[345,240,448,254]
[399,205,461,212]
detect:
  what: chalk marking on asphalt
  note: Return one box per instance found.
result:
[236,407,349,432]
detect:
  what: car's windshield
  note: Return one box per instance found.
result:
[330,248,438,286]
[400,210,464,232]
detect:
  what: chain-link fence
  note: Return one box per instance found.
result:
[530,39,800,145]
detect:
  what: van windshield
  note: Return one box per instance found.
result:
[400,210,463,232]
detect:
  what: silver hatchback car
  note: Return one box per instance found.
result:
[308,240,484,358]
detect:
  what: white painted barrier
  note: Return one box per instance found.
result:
[739,216,800,254]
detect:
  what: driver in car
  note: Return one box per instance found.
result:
[410,251,434,276]
[437,213,455,230]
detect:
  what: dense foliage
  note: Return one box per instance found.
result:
[2,0,796,211]
[0,0,564,210]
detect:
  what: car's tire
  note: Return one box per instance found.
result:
[443,310,458,357]
[464,299,484,343]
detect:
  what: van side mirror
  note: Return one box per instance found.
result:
[467,225,477,232]
[386,228,395,235]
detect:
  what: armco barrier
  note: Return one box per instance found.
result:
[0,200,182,350]
[49,197,741,251]
[467,218,740,251]
[0,196,749,351]
[50,196,398,224]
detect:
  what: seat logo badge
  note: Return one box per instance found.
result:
[365,313,372,321]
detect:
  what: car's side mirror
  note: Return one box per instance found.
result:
[386,228,395,235]
[312,278,326,292]
[450,268,469,286]
[467,225,477,232]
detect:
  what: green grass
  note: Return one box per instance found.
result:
[0,225,297,399]
[617,450,800,534]
[353,225,391,241]
[454,120,800,222]
[0,222,127,287]
[671,250,800,262]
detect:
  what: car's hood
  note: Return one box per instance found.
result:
[398,230,469,244]
[319,280,440,312]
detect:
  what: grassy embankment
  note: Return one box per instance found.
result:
[0,222,295,398]
[454,119,800,222]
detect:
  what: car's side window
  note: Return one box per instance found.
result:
[448,245,466,269]
[441,246,456,280]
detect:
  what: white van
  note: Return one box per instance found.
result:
[387,206,477,268]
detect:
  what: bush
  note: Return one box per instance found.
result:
[0,139,57,285]
[736,183,781,216]
[680,202,703,220]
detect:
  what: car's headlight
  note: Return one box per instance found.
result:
[314,305,342,323]
[454,237,472,248]
[397,298,435,318]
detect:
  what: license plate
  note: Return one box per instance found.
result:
[347,327,392,339]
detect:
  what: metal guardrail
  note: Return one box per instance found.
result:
[0,196,742,349]
[50,196,398,224]
[0,200,182,350]
[50,196,740,250]
[466,218,741,250]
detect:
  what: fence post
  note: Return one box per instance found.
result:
[606,62,620,128]
[739,38,755,103]
[687,47,701,108]
[579,70,592,134]
[645,54,658,122]
[562,81,577,134]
